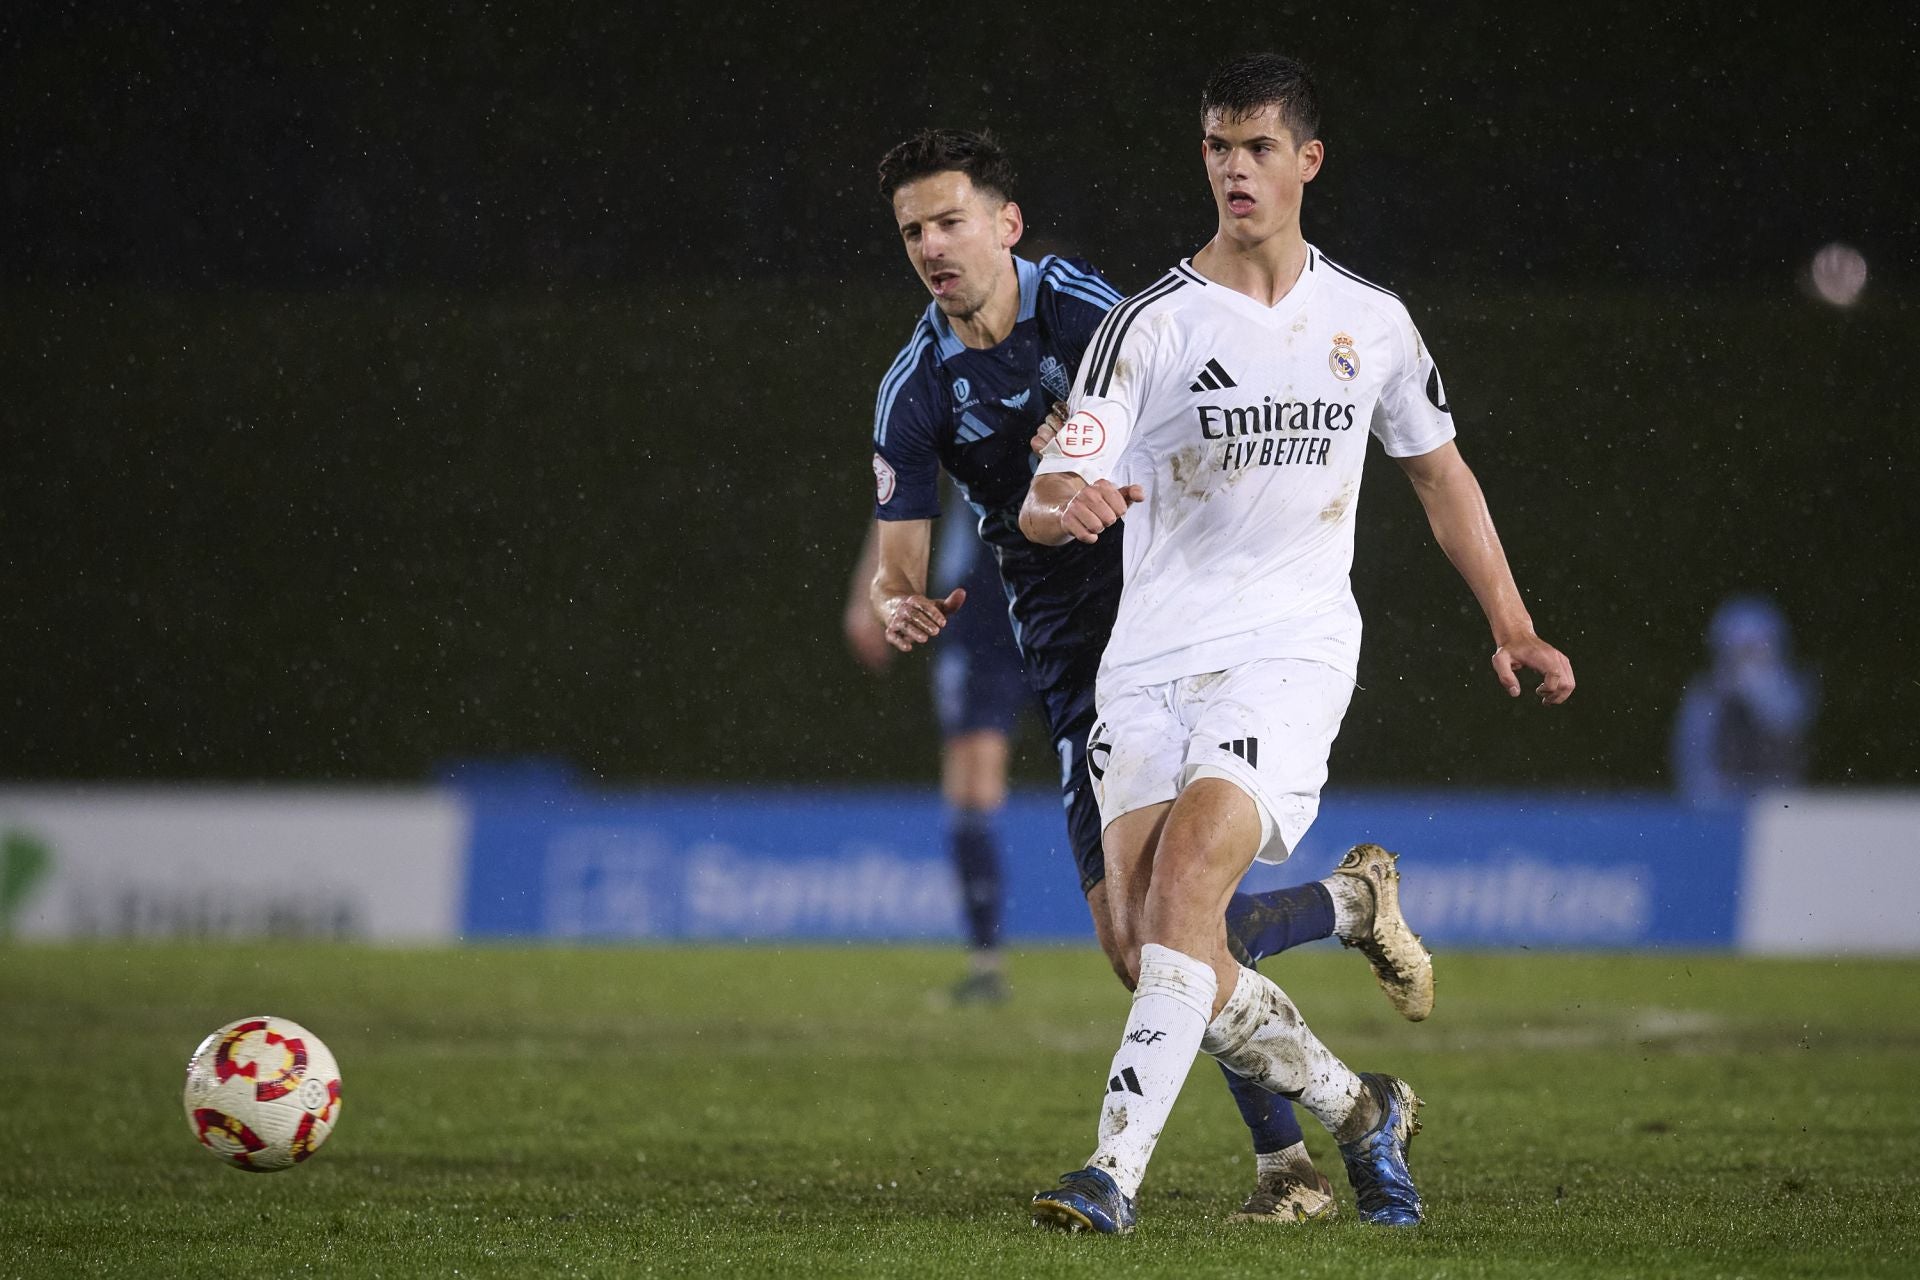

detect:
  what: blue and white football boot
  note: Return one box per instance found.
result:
[1337,1073,1425,1226]
[1030,1166,1137,1234]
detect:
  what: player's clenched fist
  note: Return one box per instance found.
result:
[1061,480,1145,544]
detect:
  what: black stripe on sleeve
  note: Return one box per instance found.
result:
[1080,274,1179,397]
[1082,275,1185,398]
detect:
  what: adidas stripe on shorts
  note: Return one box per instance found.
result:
[1088,657,1355,864]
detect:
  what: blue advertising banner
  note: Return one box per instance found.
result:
[459,788,1745,948]
[460,790,1091,942]
[1242,794,1746,948]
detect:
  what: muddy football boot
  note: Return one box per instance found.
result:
[1337,1072,1424,1226]
[1331,844,1435,1020]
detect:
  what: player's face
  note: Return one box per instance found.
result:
[1201,106,1323,246]
[892,171,1022,321]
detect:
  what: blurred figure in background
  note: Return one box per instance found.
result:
[1671,595,1817,806]
[845,513,1029,1004]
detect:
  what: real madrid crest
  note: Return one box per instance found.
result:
[1328,332,1359,381]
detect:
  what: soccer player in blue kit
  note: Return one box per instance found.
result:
[861,128,1435,1222]
[845,509,1030,1004]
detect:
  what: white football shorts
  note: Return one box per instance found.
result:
[1089,657,1355,864]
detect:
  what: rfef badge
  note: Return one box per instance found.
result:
[1057,411,1106,458]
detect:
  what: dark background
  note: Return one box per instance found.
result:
[4,2,1915,789]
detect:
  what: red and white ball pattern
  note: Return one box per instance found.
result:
[183,1016,343,1172]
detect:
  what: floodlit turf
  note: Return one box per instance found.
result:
[3,944,1916,1277]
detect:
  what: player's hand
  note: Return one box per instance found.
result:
[1491,632,1575,705]
[1060,480,1144,544]
[883,588,966,652]
[1031,401,1070,456]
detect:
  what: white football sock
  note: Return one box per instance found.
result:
[1323,874,1371,939]
[1202,965,1363,1136]
[1085,943,1218,1200]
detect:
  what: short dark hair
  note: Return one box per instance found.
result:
[877,128,1016,205]
[1201,54,1321,147]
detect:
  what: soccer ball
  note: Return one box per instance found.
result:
[183,1016,343,1172]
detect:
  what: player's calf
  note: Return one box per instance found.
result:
[1221,849,1436,1022]
[1200,966,1424,1224]
[1224,881,1335,967]
[1201,966,1369,1135]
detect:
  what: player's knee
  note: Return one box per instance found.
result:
[941,732,1009,810]
[944,779,1007,811]
[1158,795,1261,885]
[1147,836,1223,899]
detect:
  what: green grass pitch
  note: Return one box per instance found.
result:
[3,943,1916,1277]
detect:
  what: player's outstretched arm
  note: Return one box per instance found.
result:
[842,522,895,672]
[871,517,966,652]
[1020,472,1145,546]
[1395,442,1575,705]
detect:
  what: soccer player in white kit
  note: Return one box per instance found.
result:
[1021,53,1575,1233]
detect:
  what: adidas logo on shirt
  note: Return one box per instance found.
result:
[1189,358,1237,393]
[1107,1067,1144,1096]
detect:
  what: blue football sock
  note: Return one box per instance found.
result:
[1224,883,1336,964]
[1221,1060,1306,1154]
[949,808,1004,951]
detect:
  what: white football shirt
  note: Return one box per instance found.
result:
[1036,245,1455,687]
